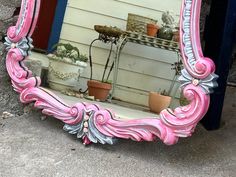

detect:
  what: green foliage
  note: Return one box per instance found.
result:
[179,92,190,106]
[160,89,169,96]
[157,89,169,96]
[104,80,112,84]
[52,43,88,63]
[78,54,88,62]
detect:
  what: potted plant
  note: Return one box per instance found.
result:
[147,23,160,37]
[87,59,113,101]
[86,26,123,101]
[87,43,114,101]
[171,26,180,42]
[158,11,177,40]
[149,90,172,114]
[149,60,183,114]
[87,80,112,101]
[47,43,88,92]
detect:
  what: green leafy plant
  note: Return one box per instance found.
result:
[104,80,112,84]
[179,92,190,106]
[78,54,88,62]
[52,43,88,63]
[156,89,170,96]
[160,89,169,96]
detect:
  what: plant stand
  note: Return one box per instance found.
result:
[80,26,121,95]
[111,31,180,99]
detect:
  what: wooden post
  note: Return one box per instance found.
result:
[202,0,236,130]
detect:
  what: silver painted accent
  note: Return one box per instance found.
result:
[179,69,219,94]
[4,37,33,57]
[182,0,197,68]
[63,111,117,145]
[16,0,28,35]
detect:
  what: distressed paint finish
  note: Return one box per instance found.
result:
[3,0,218,145]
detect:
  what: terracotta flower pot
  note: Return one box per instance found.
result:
[147,23,159,37]
[148,92,171,114]
[87,80,112,101]
[173,30,180,42]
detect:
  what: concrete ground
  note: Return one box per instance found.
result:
[0,87,235,177]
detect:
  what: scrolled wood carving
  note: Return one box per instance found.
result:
[3,0,218,145]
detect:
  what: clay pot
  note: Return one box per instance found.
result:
[148,92,171,114]
[87,80,112,101]
[147,23,159,37]
[173,30,180,42]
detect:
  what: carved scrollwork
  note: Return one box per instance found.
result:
[5,49,40,93]
[64,106,176,145]
[160,84,210,139]
[3,0,218,146]
[180,0,216,79]
[7,0,40,42]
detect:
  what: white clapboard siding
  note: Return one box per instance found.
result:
[64,8,127,30]
[60,39,176,80]
[115,0,182,15]
[68,0,181,23]
[60,0,182,106]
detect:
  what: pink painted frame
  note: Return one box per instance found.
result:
[3,0,218,145]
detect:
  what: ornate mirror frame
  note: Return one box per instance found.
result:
[3,0,218,145]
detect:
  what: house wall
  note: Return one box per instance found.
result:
[59,0,182,107]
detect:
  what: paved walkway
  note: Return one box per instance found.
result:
[0,87,235,177]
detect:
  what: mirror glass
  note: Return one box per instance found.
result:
[26,0,184,120]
